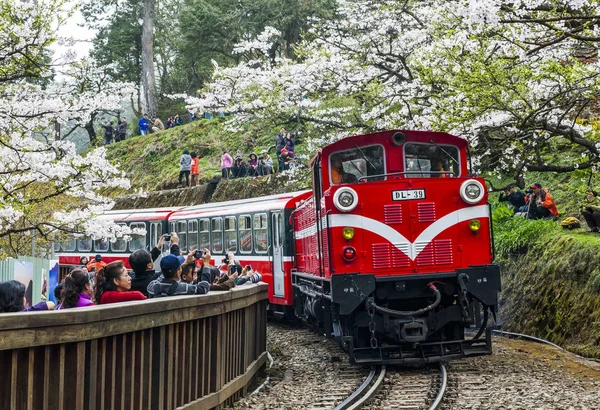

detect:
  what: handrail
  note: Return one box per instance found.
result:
[0,284,269,410]
[358,171,455,182]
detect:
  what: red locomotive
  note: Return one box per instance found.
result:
[57,129,500,365]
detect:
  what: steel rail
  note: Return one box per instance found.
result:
[492,329,600,362]
[428,362,448,410]
[333,365,386,410]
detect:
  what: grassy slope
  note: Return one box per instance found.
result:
[493,204,600,358]
[105,119,306,191]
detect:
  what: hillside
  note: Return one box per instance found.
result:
[105,119,310,193]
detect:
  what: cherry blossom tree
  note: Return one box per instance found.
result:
[0,0,140,258]
[181,0,600,182]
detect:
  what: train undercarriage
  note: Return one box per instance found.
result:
[292,266,501,366]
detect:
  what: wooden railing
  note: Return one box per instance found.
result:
[0,284,268,410]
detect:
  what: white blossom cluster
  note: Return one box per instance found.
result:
[176,0,600,177]
[0,1,139,249]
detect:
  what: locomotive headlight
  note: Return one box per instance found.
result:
[333,187,359,212]
[469,219,481,232]
[460,179,485,204]
[342,227,355,240]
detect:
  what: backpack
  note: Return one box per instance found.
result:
[560,217,581,229]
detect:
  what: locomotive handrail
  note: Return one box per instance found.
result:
[358,171,455,182]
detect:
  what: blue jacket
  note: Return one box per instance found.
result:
[138,117,149,131]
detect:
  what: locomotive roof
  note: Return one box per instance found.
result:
[168,190,312,220]
[313,129,467,163]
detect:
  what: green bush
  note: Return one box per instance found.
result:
[492,205,559,257]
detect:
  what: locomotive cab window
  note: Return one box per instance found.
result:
[404,143,460,178]
[149,222,162,250]
[329,145,385,184]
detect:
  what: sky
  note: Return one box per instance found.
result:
[51,3,96,62]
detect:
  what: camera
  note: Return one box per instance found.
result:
[245,264,252,271]
[194,250,202,259]
[525,189,533,194]
[164,235,171,242]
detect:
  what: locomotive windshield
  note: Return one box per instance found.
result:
[329,145,385,184]
[404,143,460,177]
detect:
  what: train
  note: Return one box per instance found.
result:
[56,129,501,366]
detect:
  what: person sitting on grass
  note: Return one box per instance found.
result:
[582,190,600,232]
[526,183,558,220]
[499,184,527,214]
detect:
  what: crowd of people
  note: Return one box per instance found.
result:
[102,116,128,145]
[498,182,600,232]
[0,233,262,313]
[499,183,559,220]
[175,127,299,187]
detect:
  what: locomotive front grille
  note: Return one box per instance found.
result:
[417,202,436,222]
[372,243,410,269]
[384,204,403,224]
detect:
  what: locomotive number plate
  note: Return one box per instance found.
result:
[392,189,426,201]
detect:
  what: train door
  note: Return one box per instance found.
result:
[272,211,285,297]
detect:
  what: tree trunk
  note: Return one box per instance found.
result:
[84,112,98,145]
[141,0,157,115]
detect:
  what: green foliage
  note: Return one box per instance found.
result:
[492,205,559,257]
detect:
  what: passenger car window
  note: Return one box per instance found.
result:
[225,217,237,252]
[253,214,268,253]
[199,219,210,250]
[404,143,460,178]
[188,220,199,251]
[212,218,223,253]
[94,239,109,252]
[78,237,92,252]
[129,222,147,251]
[239,215,252,254]
[111,223,128,252]
[329,145,385,184]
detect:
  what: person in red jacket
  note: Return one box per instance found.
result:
[527,183,559,219]
[190,152,199,187]
[94,261,146,304]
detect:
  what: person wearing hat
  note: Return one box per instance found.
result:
[258,150,273,176]
[279,147,296,171]
[231,155,247,178]
[146,249,211,298]
[527,183,558,219]
[151,115,165,133]
[248,153,259,177]
[86,254,106,275]
[499,184,526,213]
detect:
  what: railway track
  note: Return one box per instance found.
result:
[330,363,447,410]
